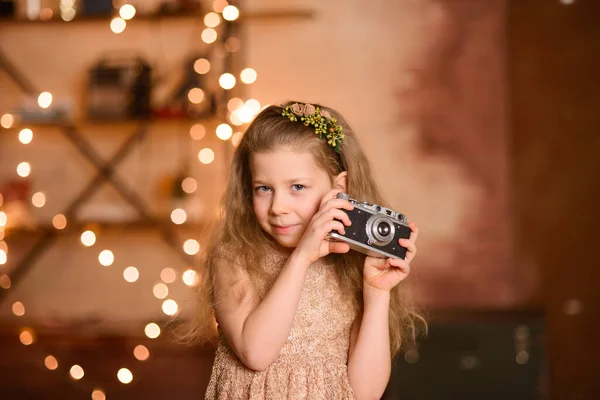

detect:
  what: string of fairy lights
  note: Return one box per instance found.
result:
[0,1,262,398]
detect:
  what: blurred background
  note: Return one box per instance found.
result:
[0,0,598,399]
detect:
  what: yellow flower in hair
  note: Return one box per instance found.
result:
[281,103,344,153]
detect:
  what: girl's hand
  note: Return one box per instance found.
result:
[293,189,354,264]
[363,222,419,292]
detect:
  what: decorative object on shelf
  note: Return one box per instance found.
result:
[87,56,152,120]
[81,0,112,16]
[0,179,35,229]
[0,0,15,17]
[154,53,217,120]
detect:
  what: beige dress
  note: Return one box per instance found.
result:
[205,248,358,399]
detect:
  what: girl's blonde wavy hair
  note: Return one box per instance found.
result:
[188,101,426,357]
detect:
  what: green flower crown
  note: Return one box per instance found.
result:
[281,103,344,153]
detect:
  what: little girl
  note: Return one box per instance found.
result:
[195,101,425,399]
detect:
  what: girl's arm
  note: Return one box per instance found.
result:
[347,286,392,400]
[348,225,418,399]
[213,251,311,371]
[214,190,353,372]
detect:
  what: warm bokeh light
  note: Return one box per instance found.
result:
[117,368,133,384]
[12,301,25,316]
[98,250,114,267]
[235,105,255,124]
[201,28,217,44]
[245,99,261,114]
[219,73,236,90]
[123,266,139,283]
[133,344,150,361]
[182,269,199,286]
[204,12,221,27]
[19,128,33,144]
[240,68,257,84]
[170,208,187,225]
[32,192,46,208]
[229,111,243,126]
[144,322,161,339]
[188,88,205,104]
[183,239,200,255]
[216,123,233,140]
[61,7,75,21]
[231,131,244,147]
[404,349,420,364]
[91,389,106,400]
[1,113,14,129]
[190,123,206,140]
[0,211,6,226]
[70,364,84,380]
[162,299,179,316]
[40,8,53,20]
[194,58,211,74]
[0,249,6,265]
[17,162,31,177]
[52,214,67,230]
[19,328,35,345]
[81,230,96,246]
[222,5,239,21]
[160,267,177,284]
[212,0,228,13]
[225,37,241,52]
[182,177,197,194]
[198,148,215,164]
[153,283,169,299]
[38,92,53,108]
[110,17,127,34]
[44,355,58,370]
[0,274,11,289]
[227,97,244,112]
[516,350,529,364]
[119,4,136,20]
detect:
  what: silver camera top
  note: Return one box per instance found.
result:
[336,192,408,225]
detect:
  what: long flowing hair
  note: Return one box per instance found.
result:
[188,101,426,357]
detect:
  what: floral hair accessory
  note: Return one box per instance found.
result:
[281,103,344,153]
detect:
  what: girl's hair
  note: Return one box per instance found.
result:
[188,101,426,357]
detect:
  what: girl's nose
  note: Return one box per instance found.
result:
[269,193,289,215]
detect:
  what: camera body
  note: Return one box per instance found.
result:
[328,193,412,259]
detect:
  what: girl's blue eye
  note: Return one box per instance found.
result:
[256,186,271,192]
[292,184,305,191]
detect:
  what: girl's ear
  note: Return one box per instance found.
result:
[333,171,348,192]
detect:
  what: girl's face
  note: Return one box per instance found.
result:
[250,148,333,249]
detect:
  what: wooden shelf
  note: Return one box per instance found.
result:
[0,9,314,26]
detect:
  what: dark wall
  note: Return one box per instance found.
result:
[509,0,600,398]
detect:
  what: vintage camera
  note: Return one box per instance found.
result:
[328,193,412,259]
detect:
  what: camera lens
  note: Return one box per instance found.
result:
[366,215,396,247]
[377,221,391,237]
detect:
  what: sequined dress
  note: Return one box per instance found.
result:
[205,248,358,399]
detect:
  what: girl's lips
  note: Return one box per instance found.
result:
[273,224,297,234]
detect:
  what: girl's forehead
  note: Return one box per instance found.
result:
[249,150,325,179]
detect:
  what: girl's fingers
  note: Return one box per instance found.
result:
[368,257,391,271]
[315,207,352,227]
[409,222,419,242]
[329,241,350,254]
[399,238,417,257]
[328,220,346,236]
[320,189,343,209]
[388,257,410,274]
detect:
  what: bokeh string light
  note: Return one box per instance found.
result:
[0,2,265,397]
